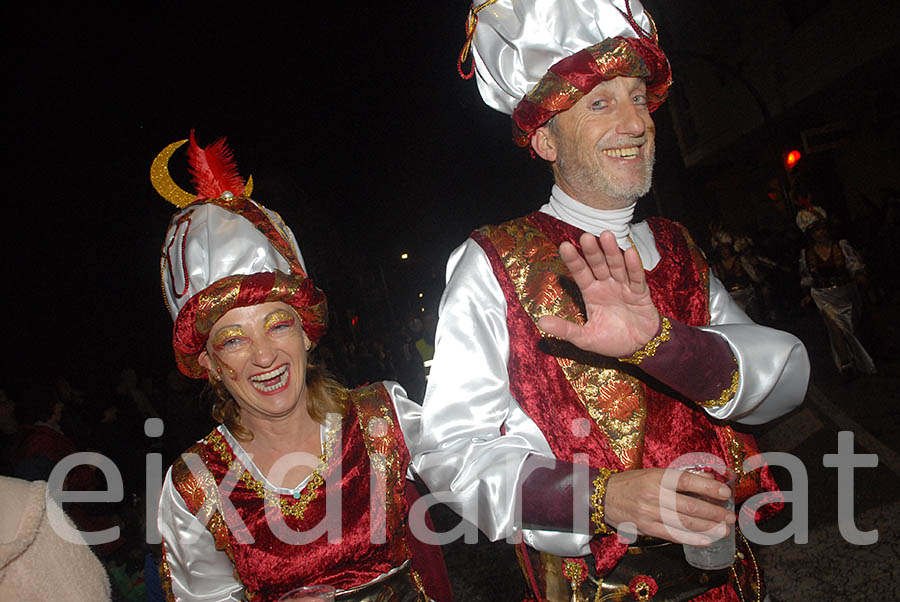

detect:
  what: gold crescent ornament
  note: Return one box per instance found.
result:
[150,139,196,208]
[151,139,254,206]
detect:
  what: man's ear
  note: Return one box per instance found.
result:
[531,126,558,162]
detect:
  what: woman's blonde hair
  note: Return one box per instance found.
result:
[207,362,347,441]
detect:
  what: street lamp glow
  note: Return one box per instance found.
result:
[400,253,409,260]
[418,292,424,298]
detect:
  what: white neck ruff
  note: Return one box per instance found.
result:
[539,185,661,268]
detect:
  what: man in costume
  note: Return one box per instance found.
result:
[411,1,810,600]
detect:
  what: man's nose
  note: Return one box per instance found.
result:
[616,101,646,137]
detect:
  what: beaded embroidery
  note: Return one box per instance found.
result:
[206,421,341,520]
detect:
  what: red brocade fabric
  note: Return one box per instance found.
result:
[171,270,328,378]
[511,36,672,147]
[164,383,444,602]
[167,195,328,379]
[471,213,780,598]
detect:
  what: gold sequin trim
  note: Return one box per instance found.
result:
[619,316,671,365]
[410,569,426,597]
[207,423,340,520]
[589,468,617,535]
[697,360,740,408]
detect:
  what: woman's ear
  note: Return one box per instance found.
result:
[303,332,312,352]
[198,351,220,381]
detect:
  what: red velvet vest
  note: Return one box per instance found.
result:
[162,383,422,602]
[472,213,778,596]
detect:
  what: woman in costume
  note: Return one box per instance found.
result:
[797,206,876,377]
[710,232,764,320]
[152,133,450,602]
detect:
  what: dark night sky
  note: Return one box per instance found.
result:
[4,4,554,391]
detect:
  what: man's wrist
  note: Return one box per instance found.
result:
[589,467,617,535]
[619,316,670,365]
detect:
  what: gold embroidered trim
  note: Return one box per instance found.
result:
[697,361,740,408]
[619,316,671,365]
[410,569,426,597]
[207,423,340,520]
[589,468,617,535]
[480,219,648,469]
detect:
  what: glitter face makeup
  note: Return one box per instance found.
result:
[264,309,296,333]
[200,302,310,423]
[211,327,248,351]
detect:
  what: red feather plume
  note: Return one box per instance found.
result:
[187,129,246,199]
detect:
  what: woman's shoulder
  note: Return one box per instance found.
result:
[168,427,224,485]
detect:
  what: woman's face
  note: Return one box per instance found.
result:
[199,301,311,423]
[811,223,830,243]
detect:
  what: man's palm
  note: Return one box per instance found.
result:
[538,231,660,357]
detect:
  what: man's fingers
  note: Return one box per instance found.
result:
[596,231,628,283]
[677,470,732,502]
[537,315,586,345]
[642,522,714,547]
[623,247,647,291]
[577,234,612,283]
[559,241,606,292]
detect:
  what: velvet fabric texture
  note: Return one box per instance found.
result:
[161,383,447,601]
[637,317,737,409]
[471,213,779,599]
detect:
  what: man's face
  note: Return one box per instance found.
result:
[538,76,655,210]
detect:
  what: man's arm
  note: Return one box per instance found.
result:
[539,232,809,424]
[411,240,561,543]
[411,239,733,553]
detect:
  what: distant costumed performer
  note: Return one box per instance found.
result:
[412,1,810,601]
[151,132,451,601]
[796,206,875,377]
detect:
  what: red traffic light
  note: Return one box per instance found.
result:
[785,150,802,170]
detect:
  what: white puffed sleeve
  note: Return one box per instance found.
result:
[410,240,592,557]
[158,466,245,601]
[698,275,809,425]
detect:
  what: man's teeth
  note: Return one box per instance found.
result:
[250,365,288,392]
[602,147,640,158]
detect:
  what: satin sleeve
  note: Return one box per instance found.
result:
[158,466,245,601]
[384,380,424,481]
[699,274,810,425]
[839,240,865,275]
[410,240,593,557]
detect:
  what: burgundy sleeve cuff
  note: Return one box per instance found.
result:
[620,316,739,408]
[520,456,616,534]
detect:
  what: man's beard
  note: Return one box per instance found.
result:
[556,139,655,208]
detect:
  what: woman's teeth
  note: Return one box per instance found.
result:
[250,365,289,392]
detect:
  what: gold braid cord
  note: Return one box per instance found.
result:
[697,357,740,408]
[619,317,671,365]
[589,468,617,535]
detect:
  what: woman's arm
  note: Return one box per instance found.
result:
[158,467,244,601]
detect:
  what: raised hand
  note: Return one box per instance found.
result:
[538,231,660,358]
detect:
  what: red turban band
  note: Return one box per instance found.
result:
[172,271,328,379]
[511,36,672,147]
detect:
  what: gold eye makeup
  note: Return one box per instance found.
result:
[264,309,296,333]
[211,327,247,350]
